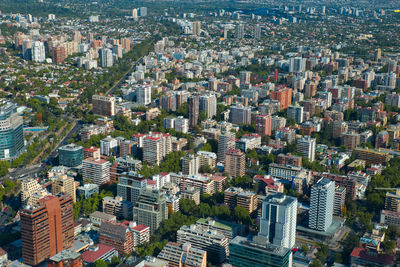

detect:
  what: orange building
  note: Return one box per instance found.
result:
[21,194,74,266]
[270,86,292,110]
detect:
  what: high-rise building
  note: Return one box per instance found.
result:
[92,95,116,117]
[255,114,272,137]
[297,136,316,162]
[181,154,200,175]
[240,71,251,84]
[289,57,305,73]
[112,44,123,58]
[58,144,83,167]
[287,105,304,124]
[82,158,110,185]
[229,236,292,267]
[102,196,133,220]
[236,24,244,39]
[121,38,130,53]
[158,242,207,267]
[117,171,147,204]
[50,173,76,203]
[52,46,66,64]
[225,149,245,177]
[343,132,360,150]
[229,105,251,125]
[188,95,200,127]
[192,21,201,36]
[177,225,229,263]
[132,8,138,19]
[20,195,74,266]
[21,178,48,206]
[136,85,152,105]
[258,193,297,249]
[99,221,134,255]
[270,87,293,110]
[133,189,168,233]
[385,189,400,212]
[31,41,45,62]
[200,94,217,119]
[254,24,261,39]
[99,48,113,67]
[309,178,335,231]
[0,102,24,159]
[218,131,235,162]
[143,132,172,165]
[175,116,189,133]
[139,7,147,17]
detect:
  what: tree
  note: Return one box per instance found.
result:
[93,259,108,267]
[233,206,252,225]
[382,240,395,255]
[0,161,11,177]
[110,255,121,267]
[199,143,212,152]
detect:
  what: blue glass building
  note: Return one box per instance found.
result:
[0,102,24,159]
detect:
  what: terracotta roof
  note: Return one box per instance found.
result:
[350,247,394,265]
[132,224,149,232]
[81,244,115,263]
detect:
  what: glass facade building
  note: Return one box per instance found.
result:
[58,144,84,167]
[0,102,24,159]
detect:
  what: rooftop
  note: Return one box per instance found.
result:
[81,244,116,263]
[49,249,81,262]
[230,236,291,257]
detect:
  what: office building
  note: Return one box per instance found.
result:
[117,171,147,204]
[217,131,235,162]
[143,133,172,165]
[177,224,229,263]
[297,136,316,162]
[137,85,152,105]
[31,41,45,62]
[99,48,113,67]
[270,87,292,110]
[181,154,200,175]
[20,195,74,266]
[287,105,304,124]
[158,242,207,267]
[200,94,217,119]
[0,102,24,159]
[229,236,292,267]
[48,250,82,267]
[255,114,272,136]
[99,221,134,255]
[254,24,261,39]
[230,105,251,125]
[309,178,335,231]
[385,189,400,212]
[58,144,83,167]
[49,172,76,203]
[258,193,297,249]
[188,95,199,127]
[102,196,133,220]
[133,189,168,233]
[236,24,244,39]
[192,21,201,36]
[82,158,110,185]
[92,95,116,117]
[225,149,245,177]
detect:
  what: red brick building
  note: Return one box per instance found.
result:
[99,221,134,255]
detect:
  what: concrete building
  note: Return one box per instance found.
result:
[137,85,152,105]
[99,48,113,67]
[218,131,235,162]
[92,95,116,117]
[334,186,346,216]
[237,133,261,151]
[180,187,201,205]
[99,221,134,255]
[309,178,335,231]
[49,172,76,203]
[82,158,110,185]
[102,196,133,220]
[181,154,200,175]
[230,105,251,125]
[385,189,400,212]
[48,250,82,267]
[237,190,257,213]
[31,41,45,62]
[20,195,74,266]
[225,149,245,177]
[255,114,272,136]
[158,242,207,267]
[197,151,217,169]
[131,224,150,247]
[100,136,118,156]
[177,224,229,263]
[143,133,172,165]
[133,190,168,233]
[188,95,199,127]
[192,21,202,36]
[287,105,304,124]
[200,94,217,119]
[297,136,316,162]
[258,193,297,249]
[117,171,147,204]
